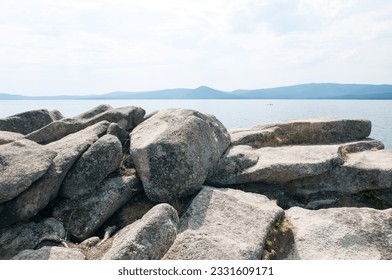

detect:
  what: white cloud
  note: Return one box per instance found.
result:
[0,0,391,95]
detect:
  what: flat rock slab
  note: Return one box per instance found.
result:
[130,108,231,202]
[53,175,142,241]
[230,118,371,148]
[287,149,392,195]
[102,203,179,260]
[60,134,123,199]
[208,144,343,185]
[0,131,24,144]
[0,139,57,203]
[285,207,392,259]
[0,218,65,260]
[0,121,109,227]
[11,246,86,260]
[25,105,145,144]
[0,109,63,135]
[163,186,283,260]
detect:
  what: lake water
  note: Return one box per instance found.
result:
[1,99,391,149]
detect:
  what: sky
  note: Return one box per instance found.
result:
[0,0,391,96]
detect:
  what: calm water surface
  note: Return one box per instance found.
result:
[1,99,391,148]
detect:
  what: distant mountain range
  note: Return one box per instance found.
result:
[1,83,392,100]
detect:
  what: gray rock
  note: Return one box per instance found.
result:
[230,118,371,148]
[130,109,231,202]
[338,138,384,155]
[60,134,123,199]
[53,175,142,241]
[208,144,343,185]
[285,207,392,259]
[163,186,283,260]
[0,139,57,203]
[0,109,63,135]
[0,218,65,260]
[11,246,86,260]
[25,105,145,144]
[0,131,24,144]
[102,203,179,260]
[80,236,101,247]
[0,121,109,227]
[49,110,64,121]
[286,149,392,196]
[107,123,130,152]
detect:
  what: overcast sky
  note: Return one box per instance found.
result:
[1,0,391,96]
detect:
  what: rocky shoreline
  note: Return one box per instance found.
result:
[1,105,391,260]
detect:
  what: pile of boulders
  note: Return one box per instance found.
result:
[1,105,391,260]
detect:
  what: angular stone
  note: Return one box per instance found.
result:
[0,218,65,260]
[230,118,371,148]
[60,134,123,199]
[163,187,283,260]
[285,207,392,259]
[0,121,109,227]
[107,123,130,152]
[208,144,343,185]
[53,175,142,241]
[286,149,392,196]
[338,138,384,155]
[0,109,64,135]
[0,131,24,145]
[0,139,57,203]
[102,203,179,260]
[11,246,86,260]
[130,109,231,202]
[25,105,145,144]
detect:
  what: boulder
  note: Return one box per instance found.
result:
[0,121,109,227]
[25,105,145,144]
[286,149,392,196]
[11,246,86,260]
[0,131,24,144]
[285,207,392,259]
[0,109,64,135]
[207,144,343,185]
[60,134,123,199]
[53,175,142,241]
[163,186,283,260]
[102,203,179,260]
[0,218,65,260]
[230,118,371,148]
[130,108,231,202]
[0,140,57,203]
[107,123,130,152]
[338,138,384,155]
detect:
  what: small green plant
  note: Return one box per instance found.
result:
[363,190,379,199]
[265,239,273,249]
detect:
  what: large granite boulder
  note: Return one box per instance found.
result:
[25,105,145,144]
[286,149,392,196]
[102,203,179,260]
[0,139,57,203]
[208,144,344,185]
[230,118,371,148]
[0,121,109,227]
[0,109,63,135]
[0,131,24,144]
[130,109,231,202]
[11,246,86,260]
[163,187,283,260]
[60,134,123,199]
[0,218,65,260]
[285,207,392,259]
[53,175,142,241]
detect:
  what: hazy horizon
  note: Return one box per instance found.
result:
[1,0,391,96]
